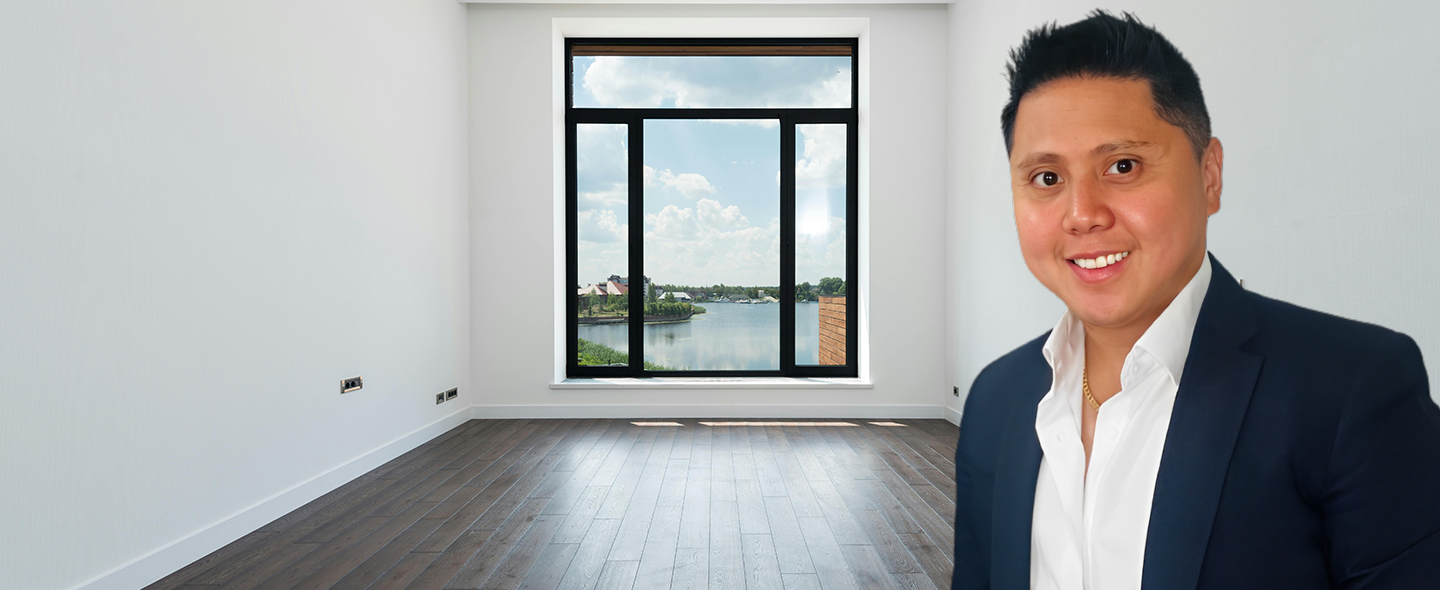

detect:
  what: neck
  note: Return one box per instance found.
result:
[1079,251,1206,400]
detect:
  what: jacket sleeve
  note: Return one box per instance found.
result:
[1323,333,1440,589]
[953,367,1001,590]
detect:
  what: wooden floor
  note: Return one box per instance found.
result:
[147,418,959,590]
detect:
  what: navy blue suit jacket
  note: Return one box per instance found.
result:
[952,255,1440,589]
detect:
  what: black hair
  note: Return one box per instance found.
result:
[1001,10,1211,159]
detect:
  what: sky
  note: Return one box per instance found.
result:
[575,55,850,289]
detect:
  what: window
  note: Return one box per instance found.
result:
[567,38,858,378]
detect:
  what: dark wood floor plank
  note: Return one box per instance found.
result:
[850,509,923,574]
[478,513,564,590]
[368,551,437,590]
[891,572,940,590]
[213,542,319,590]
[471,454,564,531]
[143,532,271,590]
[806,480,869,546]
[796,517,860,590]
[607,429,675,561]
[594,440,653,519]
[152,420,961,590]
[328,507,445,589]
[553,518,622,590]
[839,544,904,590]
[911,484,955,528]
[287,501,436,590]
[250,514,395,590]
[549,485,610,545]
[405,530,493,590]
[896,532,953,590]
[445,498,549,589]
[872,469,954,551]
[515,542,579,590]
[413,472,520,553]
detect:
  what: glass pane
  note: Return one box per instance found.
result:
[573,56,851,109]
[795,124,847,366]
[644,119,780,371]
[576,124,630,367]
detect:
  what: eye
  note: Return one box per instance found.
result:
[1030,171,1061,188]
[1106,159,1137,175]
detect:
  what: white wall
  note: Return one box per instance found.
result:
[468,3,950,417]
[946,0,1440,416]
[0,2,470,589]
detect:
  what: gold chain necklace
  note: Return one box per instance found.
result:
[1082,367,1101,411]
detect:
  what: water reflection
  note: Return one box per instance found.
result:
[578,302,822,371]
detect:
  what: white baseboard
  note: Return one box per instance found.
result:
[73,407,473,590]
[470,404,946,420]
[944,405,962,426]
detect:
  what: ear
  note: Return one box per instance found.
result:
[1203,137,1223,216]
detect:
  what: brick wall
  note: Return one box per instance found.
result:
[819,296,847,365]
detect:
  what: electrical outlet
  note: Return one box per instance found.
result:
[445,388,458,400]
[953,385,960,397]
[436,393,445,404]
[342,376,363,394]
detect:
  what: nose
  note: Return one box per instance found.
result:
[1062,174,1114,235]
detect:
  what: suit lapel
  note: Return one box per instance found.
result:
[1142,256,1264,590]
[991,351,1052,590]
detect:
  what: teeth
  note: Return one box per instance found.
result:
[1071,251,1129,269]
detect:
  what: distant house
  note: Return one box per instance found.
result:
[606,281,628,295]
[577,284,606,296]
[666,291,692,302]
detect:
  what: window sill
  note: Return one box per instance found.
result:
[551,377,873,390]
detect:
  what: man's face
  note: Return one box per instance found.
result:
[1010,76,1222,331]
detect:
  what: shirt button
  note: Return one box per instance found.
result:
[1104,425,1121,440]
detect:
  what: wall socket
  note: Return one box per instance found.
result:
[953,385,960,397]
[341,376,363,394]
[436,393,445,404]
[436,387,458,405]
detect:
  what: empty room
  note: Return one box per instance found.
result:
[4,1,1437,589]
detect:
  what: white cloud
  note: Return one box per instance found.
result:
[642,202,778,286]
[578,208,628,244]
[646,204,700,240]
[796,124,847,191]
[696,198,748,231]
[579,183,628,210]
[644,165,716,200]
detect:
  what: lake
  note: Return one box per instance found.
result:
[578,301,823,370]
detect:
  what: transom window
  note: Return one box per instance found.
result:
[567,38,858,378]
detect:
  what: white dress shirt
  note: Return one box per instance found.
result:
[1030,255,1212,590]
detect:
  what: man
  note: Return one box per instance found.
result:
[952,11,1440,590]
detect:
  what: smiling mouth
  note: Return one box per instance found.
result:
[1069,251,1129,269]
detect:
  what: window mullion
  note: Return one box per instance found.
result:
[628,117,645,377]
[780,116,797,375]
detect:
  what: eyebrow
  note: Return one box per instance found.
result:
[1091,140,1153,156]
[1012,140,1155,172]
[1013,152,1060,171]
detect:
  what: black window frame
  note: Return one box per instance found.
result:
[566,37,859,379]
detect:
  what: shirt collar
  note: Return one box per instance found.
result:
[1041,253,1213,387]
